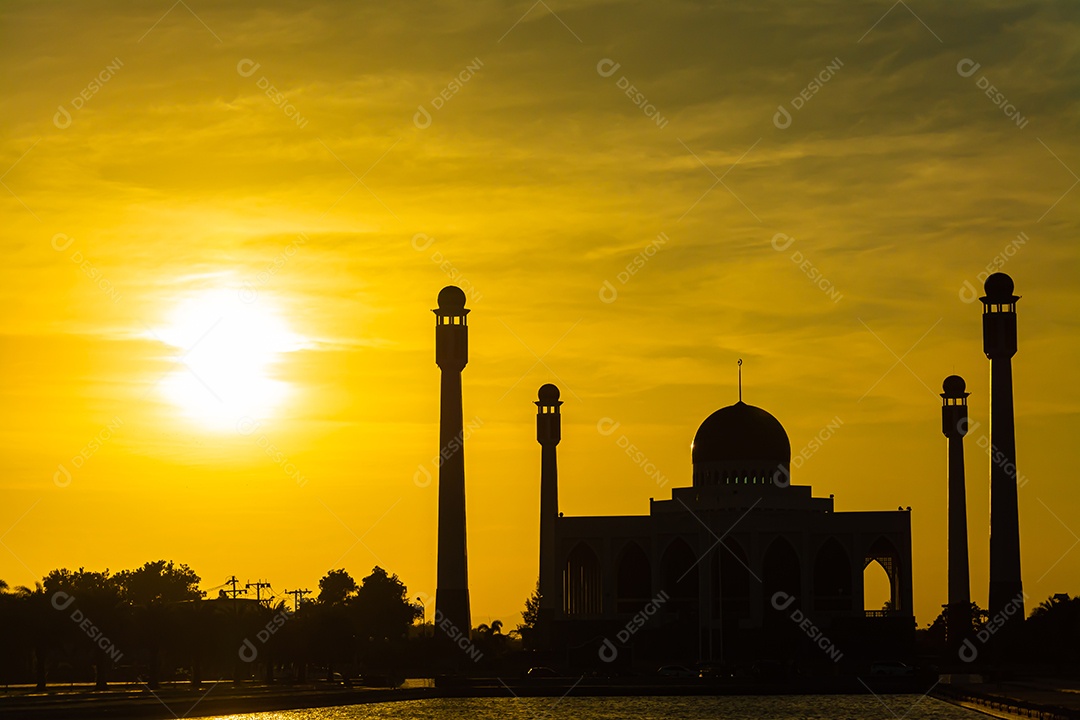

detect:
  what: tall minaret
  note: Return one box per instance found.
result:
[536,383,562,642]
[981,272,1024,621]
[941,375,972,646]
[434,286,471,643]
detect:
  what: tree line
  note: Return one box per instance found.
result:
[0,560,520,689]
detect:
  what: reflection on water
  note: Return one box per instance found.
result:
[207,695,983,720]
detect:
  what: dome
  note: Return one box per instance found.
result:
[983,273,1015,300]
[942,375,966,397]
[437,285,467,312]
[691,401,790,486]
[537,383,560,403]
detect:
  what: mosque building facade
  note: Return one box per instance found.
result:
[535,384,914,666]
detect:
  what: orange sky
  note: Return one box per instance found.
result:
[1,1,1078,628]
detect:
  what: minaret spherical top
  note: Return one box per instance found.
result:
[538,383,560,403]
[437,285,467,312]
[942,375,967,397]
[984,272,1015,299]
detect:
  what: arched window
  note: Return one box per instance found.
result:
[714,539,751,621]
[615,542,651,614]
[763,536,801,622]
[661,538,698,620]
[864,536,902,614]
[564,542,602,616]
[813,537,853,611]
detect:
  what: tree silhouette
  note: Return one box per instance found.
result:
[318,569,358,606]
[42,568,124,689]
[314,569,357,682]
[516,581,541,648]
[116,561,204,689]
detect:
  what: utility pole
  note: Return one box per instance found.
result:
[284,588,312,612]
[246,580,272,605]
[224,576,248,600]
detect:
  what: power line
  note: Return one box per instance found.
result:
[284,588,312,612]
[246,579,271,605]
[224,575,248,600]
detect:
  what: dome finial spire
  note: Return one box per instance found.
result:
[738,358,743,403]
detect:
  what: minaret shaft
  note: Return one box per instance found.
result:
[539,443,559,614]
[947,437,971,609]
[988,355,1022,617]
[980,273,1024,624]
[535,383,563,645]
[434,288,471,643]
[942,375,972,646]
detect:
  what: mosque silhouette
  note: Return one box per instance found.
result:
[428,275,1024,670]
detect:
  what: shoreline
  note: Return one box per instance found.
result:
[4,677,1080,719]
[0,676,946,720]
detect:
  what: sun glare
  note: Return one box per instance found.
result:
[156,288,303,431]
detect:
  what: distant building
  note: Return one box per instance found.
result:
[535,384,915,667]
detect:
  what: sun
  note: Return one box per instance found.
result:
[155,288,304,431]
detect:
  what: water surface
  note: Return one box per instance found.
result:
[207,694,982,719]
